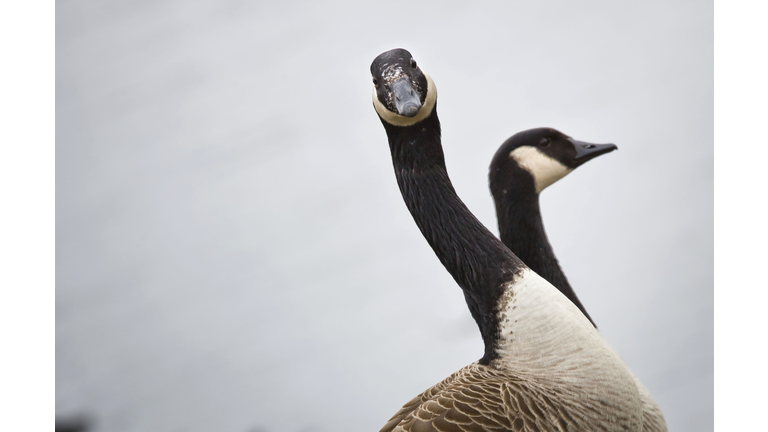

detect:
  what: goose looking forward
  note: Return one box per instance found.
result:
[489,129,667,431]
[371,48,642,432]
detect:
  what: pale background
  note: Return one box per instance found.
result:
[56,1,713,431]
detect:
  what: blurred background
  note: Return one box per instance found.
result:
[56,1,713,431]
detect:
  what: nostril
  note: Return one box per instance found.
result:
[583,144,595,149]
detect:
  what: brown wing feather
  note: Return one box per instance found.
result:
[381,363,640,432]
[381,364,516,432]
[381,370,464,432]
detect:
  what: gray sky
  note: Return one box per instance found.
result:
[56,1,713,431]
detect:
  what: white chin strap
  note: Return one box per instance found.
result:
[373,72,437,127]
[510,146,573,194]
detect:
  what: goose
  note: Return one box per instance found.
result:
[371,48,642,432]
[488,129,667,431]
[489,128,617,327]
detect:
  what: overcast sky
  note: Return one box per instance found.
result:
[56,1,713,431]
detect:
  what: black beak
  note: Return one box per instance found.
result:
[391,78,422,117]
[572,141,618,166]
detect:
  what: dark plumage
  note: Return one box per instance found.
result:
[372,49,526,364]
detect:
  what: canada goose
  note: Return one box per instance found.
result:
[371,48,642,432]
[489,128,617,327]
[488,129,667,431]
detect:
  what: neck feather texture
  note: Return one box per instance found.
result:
[494,194,596,327]
[382,109,526,364]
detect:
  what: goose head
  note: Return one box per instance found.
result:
[489,128,617,196]
[370,48,437,127]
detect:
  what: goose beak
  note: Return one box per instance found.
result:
[572,141,618,166]
[391,78,422,117]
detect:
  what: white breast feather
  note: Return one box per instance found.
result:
[494,269,642,417]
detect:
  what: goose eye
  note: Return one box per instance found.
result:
[373,78,379,87]
[539,138,551,147]
[410,58,417,69]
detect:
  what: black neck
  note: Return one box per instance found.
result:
[382,108,525,364]
[494,190,596,327]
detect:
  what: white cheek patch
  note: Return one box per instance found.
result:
[509,146,573,193]
[372,72,437,127]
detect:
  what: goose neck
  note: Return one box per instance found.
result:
[383,110,525,363]
[495,192,596,327]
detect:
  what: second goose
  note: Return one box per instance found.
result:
[489,128,667,431]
